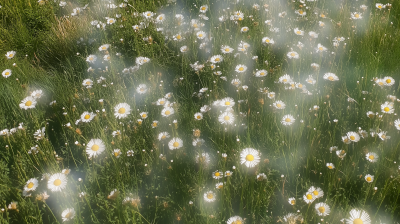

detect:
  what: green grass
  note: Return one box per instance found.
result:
[1,0,400,223]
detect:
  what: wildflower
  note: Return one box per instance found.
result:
[6,51,16,59]
[287,51,299,59]
[210,55,223,63]
[303,192,315,204]
[383,76,395,86]
[127,150,134,156]
[225,171,233,177]
[19,96,37,110]
[376,3,385,9]
[288,197,296,205]
[268,92,275,99]
[345,209,371,224]
[323,73,339,81]
[47,173,67,192]
[294,28,304,35]
[221,97,235,107]
[204,191,216,202]
[86,55,97,63]
[284,213,303,223]
[136,56,150,65]
[309,31,319,38]
[240,27,249,33]
[8,202,18,211]
[315,202,331,216]
[143,11,154,19]
[218,111,235,125]
[227,216,244,224]
[199,5,208,13]
[262,37,274,45]
[196,31,206,40]
[86,139,106,159]
[31,90,43,99]
[351,12,363,20]
[196,153,211,164]
[215,182,223,189]
[192,138,204,147]
[279,74,292,84]
[113,149,122,158]
[381,102,394,114]
[36,191,50,202]
[34,128,45,140]
[309,186,324,198]
[326,163,335,169]
[61,208,75,222]
[231,79,241,87]
[273,100,286,110]
[114,103,131,119]
[212,171,223,179]
[194,112,203,120]
[394,119,400,130]
[161,107,174,117]
[108,189,119,200]
[80,112,96,123]
[336,150,347,159]
[221,45,234,54]
[235,64,247,73]
[2,69,12,78]
[366,111,375,118]
[359,129,368,138]
[366,152,378,163]
[240,148,260,168]
[168,138,183,150]
[347,131,360,142]
[155,14,165,23]
[99,44,110,51]
[377,131,390,141]
[316,43,327,53]
[136,84,148,94]
[24,178,39,192]
[256,173,267,181]
[281,115,295,126]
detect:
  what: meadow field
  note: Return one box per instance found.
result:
[1,0,400,223]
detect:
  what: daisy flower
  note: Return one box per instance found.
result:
[377,131,390,141]
[127,150,134,157]
[114,103,131,119]
[161,107,174,117]
[295,9,306,16]
[218,111,235,125]
[326,163,335,169]
[309,186,324,198]
[158,132,170,141]
[268,92,275,99]
[281,115,295,126]
[136,56,150,65]
[210,55,223,63]
[240,148,260,168]
[19,96,37,110]
[346,209,371,224]
[231,79,241,86]
[139,112,148,119]
[82,79,93,88]
[221,97,235,107]
[376,3,385,9]
[86,139,106,159]
[287,51,299,59]
[221,45,234,54]
[288,197,296,205]
[347,131,360,142]
[156,98,169,106]
[366,152,378,162]
[199,5,208,13]
[212,170,223,179]
[381,101,394,114]
[86,55,97,63]
[204,191,216,202]
[294,28,304,35]
[273,100,286,110]
[215,182,223,189]
[284,213,303,223]
[155,14,165,23]
[262,37,274,45]
[351,12,363,19]
[196,153,211,164]
[61,208,75,222]
[316,43,327,53]
[227,216,243,224]
[80,112,96,122]
[196,31,206,39]
[99,44,110,51]
[136,84,148,94]
[113,149,122,158]
[225,170,233,177]
[279,74,292,84]
[47,173,67,192]
[6,51,16,59]
[255,70,267,77]
[315,202,331,216]
[24,178,39,192]
[323,73,339,81]
[394,119,400,130]
[366,111,375,118]
[2,69,12,78]
[303,192,315,204]
[194,112,203,120]
[256,173,267,181]
[108,189,119,200]
[235,64,247,73]
[143,11,154,19]
[168,137,183,150]
[240,27,249,33]
[31,90,43,99]
[365,174,374,183]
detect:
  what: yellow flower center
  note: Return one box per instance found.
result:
[285,118,291,122]
[225,48,230,52]
[328,165,333,169]
[350,136,355,140]
[225,101,230,106]
[296,31,301,34]
[386,79,391,83]
[176,35,181,40]
[102,46,106,50]
[118,108,126,114]
[9,54,13,57]
[319,47,323,51]
[277,104,281,108]
[138,121,142,125]
[218,184,223,189]
[266,39,270,43]
[260,72,265,76]
[92,144,99,151]
[369,155,374,160]
[207,193,213,199]
[65,212,72,219]
[353,218,363,224]
[283,79,287,82]
[298,84,303,88]
[159,16,163,20]
[197,115,201,119]
[215,58,220,61]
[5,72,9,76]
[152,122,157,127]
[318,206,325,213]
[84,115,90,119]
[239,67,244,71]
[198,34,203,37]
[368,114,374,118]
[161,135,166,139]
[291,53,295,56]
[215,172,220,177]
[25,101,32,106]
[299,10,303,14]
[366,177,372,182]
[291,200,295,205]
[378,82,384,86]
[165,110,170,115]
[201,7,206,10]
[313,190,319,196]
[173,142,179,147]
[114,152,120,157]
[233,221,242,224]
[246,154,254,161]
[378,5,382,8]
[160,101,165,105]
[306,194,312,200]
[355,14,360,18]
[109,20,114,23]
[193,24,198,28]
[328,76,334,81]
[53,179,62,186]
[142,113,147,118]
[238,17,242,21]
[224,116,230,121]
[27,182,34,189]
[147,13,151,16]
[384,107,390,112]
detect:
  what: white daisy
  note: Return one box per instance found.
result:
[351,12,363,20]
[255,70,268,77]
[199,5,208,13]
[2,69,12,78]
[210,55,223,63]
[227,216,243,224]
[326,163,335,169]
[86,55,97,63]
[347,131,360,142]
[381,101,394,114]
[281,115,295,126]
[6,51,16,59]
[273,100,286,110]
[212,170,223,179]
[218,111,235,125]
[288,197,296,205]
[235,64,247,73]
[80,112,96,123]
[136,84,148,94]
[308,186,324,198]
[323,73,339,81]
[113,149,122,158]
[240,148,260,168]
[86,139,106,159]
[365,174,374,183]
[82,79,93,88]
[99,44,110,51]
[168,137,183,150]
[114,103,131,119]
[19,96,37,110]
[61,208,75,222]
[287,51,299,59]
[345,209,371,224]
[279,74,292,84]
[394,119,400,130]
[303,192,315,204]
[294,28,304,35]
[204,190,216,202]
[231,79,241,87]
[315,202,331,216]
[262,37,274,45]
[161,107,174,117]
[24,178,39,192]
[158,132,170,141]
[47,173,67,192]
[383,76,395,86]
[366,152,378,162]
[194,112,203,120]
[221,45,234,54]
